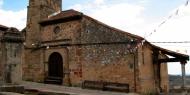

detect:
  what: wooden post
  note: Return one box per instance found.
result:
[180,60,186,89]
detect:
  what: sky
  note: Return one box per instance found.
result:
[0,0,190,75]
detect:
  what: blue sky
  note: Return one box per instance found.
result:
[1,0,26,11]
[0,0,190,75]
[1,0,186,15]
[0,0,187,27]
[0,0,186,20]
[1,0,93,10]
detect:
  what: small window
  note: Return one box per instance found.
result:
[129,63,133,69]
[53,26,60,34]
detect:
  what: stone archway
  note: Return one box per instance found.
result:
[46,52,64,84]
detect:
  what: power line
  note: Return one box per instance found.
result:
[144,0,190,39]
[151,41,190,43]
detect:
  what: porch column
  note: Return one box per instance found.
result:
[180,61,187,88]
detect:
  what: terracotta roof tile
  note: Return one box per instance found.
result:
[83,15,144,40]
[40,9,83,25]
[40,9,143,40]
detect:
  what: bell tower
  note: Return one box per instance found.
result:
[26,0,62,46]
[23,0,62,81]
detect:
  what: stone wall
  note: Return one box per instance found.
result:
[5,43,23,84]
[23,0,62,82]
[80,44,137,91]
[80,16,140,44]
[138,44,157,93]
[77,17,140,91]
[23,49,44,82]
[0,36,23,84]
[41,20,81,43]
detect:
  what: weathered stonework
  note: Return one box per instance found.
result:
[23,0,62,82]
[0,27,24,85]
[22,0,172,92]
[1,0,184,94]
[0,0,188,94]
[23,8,169,92]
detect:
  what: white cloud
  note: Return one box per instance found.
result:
[90,3,144,27]
[0,8,27,30]
[147,5,190,75]
[94,0,105,5]
[70,0,146,36]
[0,0,27,30]
[138,0,150,5]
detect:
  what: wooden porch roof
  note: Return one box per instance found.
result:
[151,43,189,63]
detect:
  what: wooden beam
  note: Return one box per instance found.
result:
[158,58,186,63]
[152,46,189,61]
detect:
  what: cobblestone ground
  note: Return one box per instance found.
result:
[22,81,139,95]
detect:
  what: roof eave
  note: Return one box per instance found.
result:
[83,15,144,41]
[148,42,189,61]
[39,14,83,26]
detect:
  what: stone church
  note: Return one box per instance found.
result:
[0,0,189,94]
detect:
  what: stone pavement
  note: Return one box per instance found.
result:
[22,81,139,95]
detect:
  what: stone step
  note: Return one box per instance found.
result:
[44,77,63,84]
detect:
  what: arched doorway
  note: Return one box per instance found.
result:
[46,52,63,84]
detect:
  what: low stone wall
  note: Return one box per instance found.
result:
[0,85,24,94]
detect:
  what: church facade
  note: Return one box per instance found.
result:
[0,0,189,94]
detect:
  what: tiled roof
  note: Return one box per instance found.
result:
[83,15,144,40]
[40,9,83,25]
